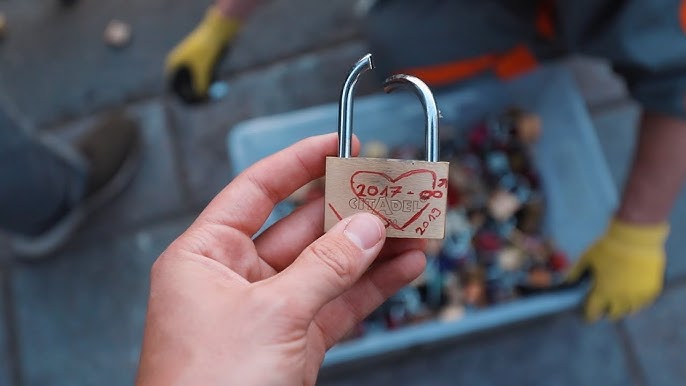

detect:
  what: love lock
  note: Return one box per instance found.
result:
[324,54,449,239]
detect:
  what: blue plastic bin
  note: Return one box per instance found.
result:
[227,65,617,366]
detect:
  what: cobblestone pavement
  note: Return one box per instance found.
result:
[1,1,685,385]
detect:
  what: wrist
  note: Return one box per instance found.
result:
[214,0,263,20]
[201,6,242,44]
[607,218,669,246]
[616,205,668,225]
[616,177,672,224]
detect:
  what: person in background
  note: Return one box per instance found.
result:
[166,0,685,321]
[0,108,141,258]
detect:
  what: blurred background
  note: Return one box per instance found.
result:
[0,0,686,385]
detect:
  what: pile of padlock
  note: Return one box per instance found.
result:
[362,108,569,333]
[286,107,570,340]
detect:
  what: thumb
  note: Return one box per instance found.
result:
[269,213,386,318]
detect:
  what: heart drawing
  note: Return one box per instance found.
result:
[349,169,439,231]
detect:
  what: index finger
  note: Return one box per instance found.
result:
[197,133,359,237]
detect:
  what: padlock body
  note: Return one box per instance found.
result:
[325,157,449,239]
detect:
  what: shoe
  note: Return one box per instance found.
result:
[8,112,142,259]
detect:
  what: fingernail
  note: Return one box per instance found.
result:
[344,213,383,250]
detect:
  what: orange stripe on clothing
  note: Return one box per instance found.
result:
[401,45,538,87]
[680,0,686,33]
[494,45,538,79]
[403,55,496,86]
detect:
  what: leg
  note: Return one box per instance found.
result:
[0,110,86,236]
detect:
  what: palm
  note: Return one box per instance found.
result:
[185,211,421,378]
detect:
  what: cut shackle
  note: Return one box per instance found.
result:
[337,54,440,162]
[383,74,440,163]
[338,53,374,158]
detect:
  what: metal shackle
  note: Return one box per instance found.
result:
[337,54,440,162]
[338,53,374,159]
[382,74,440,163]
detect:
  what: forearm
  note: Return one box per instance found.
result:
[617,111,686,224]
[214,0,267,20]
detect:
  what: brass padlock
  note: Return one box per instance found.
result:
[324,54,449,239]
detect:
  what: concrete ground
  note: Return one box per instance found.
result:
[0,1,685,385]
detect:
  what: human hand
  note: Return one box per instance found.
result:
[136,134,427,386]
[567,219,668,321]
[165,6,241,103]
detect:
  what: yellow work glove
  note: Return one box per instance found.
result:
[567,219,668,321]
[165,7,241,103]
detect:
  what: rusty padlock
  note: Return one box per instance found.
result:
[324,54,449,239]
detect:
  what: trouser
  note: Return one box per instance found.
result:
[364,0,686,117]
[0,108,85,235]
